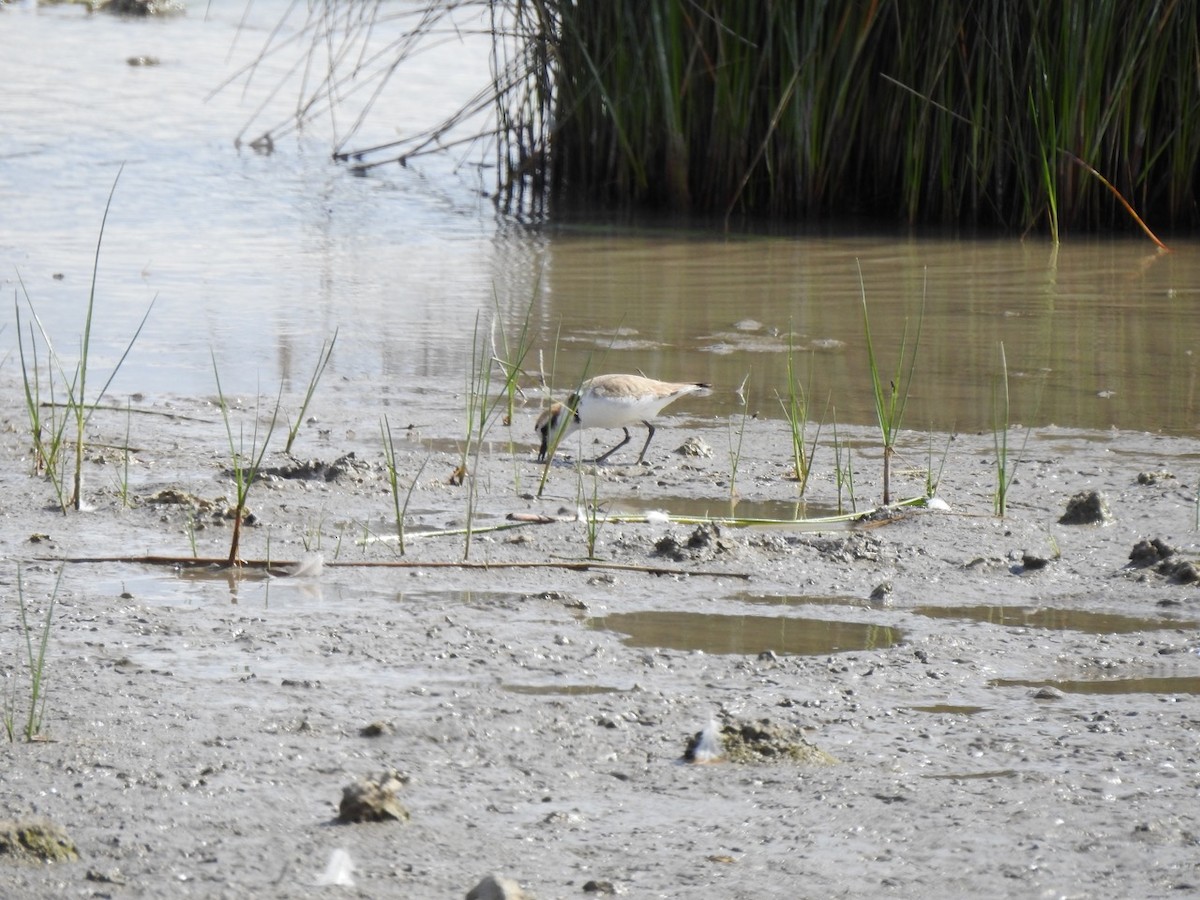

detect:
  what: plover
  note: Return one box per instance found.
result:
[536,373,712,464]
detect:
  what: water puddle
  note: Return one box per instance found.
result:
[503,683,628,696]
[913,604,1196,634]
[991,676,1200,696]
[609,496,846,524]
[585,610,901,656]
[736,593,871,609]
[923,770,1019,781]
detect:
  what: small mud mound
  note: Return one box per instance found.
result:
[1059,490,1113,525]
[684,719,838,766]
[801,532,884,564]
[259,453,367,483]
[145,488,219,511]
[0,819,78,863]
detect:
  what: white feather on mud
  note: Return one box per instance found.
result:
[286,552,324,577]
[315,848,355,887]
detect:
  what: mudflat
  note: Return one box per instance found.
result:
[2,373,1197,898]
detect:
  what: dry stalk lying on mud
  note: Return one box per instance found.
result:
[36,555,753,581]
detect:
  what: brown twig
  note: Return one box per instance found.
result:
[35,555,752,580]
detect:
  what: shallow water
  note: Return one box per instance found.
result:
[4,0,1200,440]
[991,676,1200,696]
[586,609,902,656]
[912,603,1197,634]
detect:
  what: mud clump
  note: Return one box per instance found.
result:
[1128,538,1200,583]
[98,0,185,15]
[1136,470,1175,485]
[336,770,410,824]
[0,819,79,863]
[1059,490,1113,525]
[1129,538,1176,567]
[1158,558,1200,584]
[685,719,838,766]
[654,524,730,561]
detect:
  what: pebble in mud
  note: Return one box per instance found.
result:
[336,770,410,823]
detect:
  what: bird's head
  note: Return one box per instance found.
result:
[535,400,578,462]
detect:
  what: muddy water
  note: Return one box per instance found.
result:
[586,609,902,656]
[3,1,1200,439]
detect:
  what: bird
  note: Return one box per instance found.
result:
[535,373,712,464]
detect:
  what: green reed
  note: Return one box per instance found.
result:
[925,430,952,500]
[992,342,1036,518]
[381,415,430,556]
[579,469,609,560]
[15,169,153,511]
[285,329,338,454]
[460,302,535,559]
[15,292,68,496]
[212,356,282,567]
[860,266,923,506]
[778,334,820,495]
[287,1,1199,233]
[5,565,62,742]
[497,1,1200,228]
[831,414,856,516]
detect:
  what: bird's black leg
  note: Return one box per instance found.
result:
[593,427,632,464]
[634,421,656,464]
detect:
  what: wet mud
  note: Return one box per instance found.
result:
[1,376,1199,897]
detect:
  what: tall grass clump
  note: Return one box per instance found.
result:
[250,2,1200,234]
